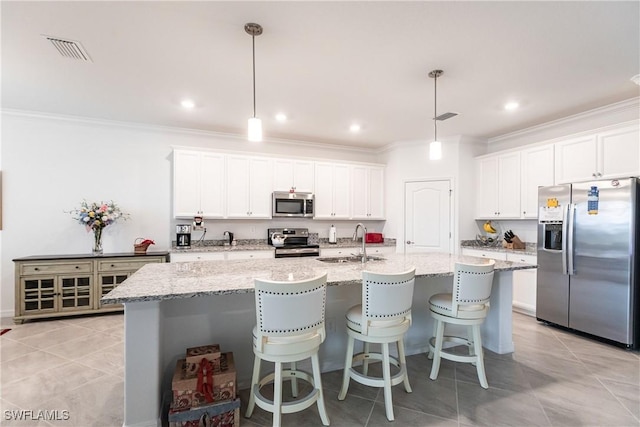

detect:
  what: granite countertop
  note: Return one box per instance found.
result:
[101,252,535,304]
[460,240,537,256]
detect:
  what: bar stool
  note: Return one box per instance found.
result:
[428,260,495,389]
[245,273,330,427]
[338,268,416,421]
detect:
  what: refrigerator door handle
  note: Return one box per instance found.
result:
[562,204,569,274]
[567,203,576,275]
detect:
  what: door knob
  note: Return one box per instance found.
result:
[406,240,414,244]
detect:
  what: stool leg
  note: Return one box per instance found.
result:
[362,342,370,375]
[311,352,330,426]
[290,361,298,397]
[472,324,489,389]
[273,361,283,427]
[338,335,355,400]
[245,355,261,418]
[397,338,412,393]
[381,342,394,421]
[429,319,445,381]
[427,319,437,359]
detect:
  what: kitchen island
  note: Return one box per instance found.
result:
[103,252,535,427]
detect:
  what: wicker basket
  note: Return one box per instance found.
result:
[134,238,153,254]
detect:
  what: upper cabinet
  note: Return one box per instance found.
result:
[476,152,521,219]
[173,150,225,218]
[521,144,554,218]
[226,155,273,218]
[555,125,640,184]
[351,165,385,220]
[273,159,314,193]
[314,163,351,219]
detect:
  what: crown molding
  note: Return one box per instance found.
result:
[488,97,640,144]
[1,108,377,155]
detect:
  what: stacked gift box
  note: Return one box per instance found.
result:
[168,344,240,427]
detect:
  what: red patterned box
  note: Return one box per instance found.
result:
[185,344,221,372]
[172,352,236,411]
[168,397,240,427]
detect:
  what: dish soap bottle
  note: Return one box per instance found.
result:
[329,225,337,244]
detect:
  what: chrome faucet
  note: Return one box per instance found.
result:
[353,223,368,262]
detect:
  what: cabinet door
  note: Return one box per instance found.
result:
[507,253,537,316]
[273,159,314,192]
[521,145,554,218]
[368,167,385,219]
[476,157,499,218]
[332,164,351,219]
[554,136,598,184]
[351,166,369,219]
[248,157,273,218]
[174,150,202,217]
[598,126,640,179]
[497,152,521,218]
[225,156,251,218]
[200,153,225,218]
[21,276,57,314]
[59,275,92,311]
[314,163,336,219]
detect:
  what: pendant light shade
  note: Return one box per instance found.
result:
[429,69,443,160]
[248,117,262,142]
[245,23,263,142]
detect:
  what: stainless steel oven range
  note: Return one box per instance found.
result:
[268,228,320,258]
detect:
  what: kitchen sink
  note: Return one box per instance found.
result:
[316,256,385,263]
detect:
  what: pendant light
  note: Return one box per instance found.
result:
[429,69,443,160]
[245,23,263,142]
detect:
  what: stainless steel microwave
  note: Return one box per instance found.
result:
[272,192,314,218]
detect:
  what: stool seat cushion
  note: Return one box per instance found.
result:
[252,327,322,356]
[429,293,487,319]
[346,304,406,333]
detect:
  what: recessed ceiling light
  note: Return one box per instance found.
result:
[631,74,640,86]
[504,102,519,111]
[181,99,195,109]
[349,124,361,132]
[275,113,287,122]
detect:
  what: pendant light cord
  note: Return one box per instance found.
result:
[252,34,256,119]
[433,73,438,141]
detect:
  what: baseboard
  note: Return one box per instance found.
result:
[512,303,536,317]
[0,308,15,319]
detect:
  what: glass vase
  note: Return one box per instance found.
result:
[93,228,103,255]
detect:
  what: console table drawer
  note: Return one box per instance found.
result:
[98,258,163,272]
[21,262,92,276]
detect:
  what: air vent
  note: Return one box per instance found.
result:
[42,35,92,62]
[435,112,458,121]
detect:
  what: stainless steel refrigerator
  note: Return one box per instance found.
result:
[537,177,639,348]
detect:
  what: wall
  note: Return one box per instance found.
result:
[0,111,381,317]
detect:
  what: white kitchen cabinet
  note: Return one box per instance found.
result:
[460,248,507,261]
[314,162,351,219]
[351,165,385,220]
[521,144,555,218]
[273,159,314,193]
[507,253,537,317]
[173,150,225,218]
[170,252,226,262]
[476,152,521,219]
[321,245,394,257]
[226,155,273,218]
[226,250,274,260]
[555,125,640,184]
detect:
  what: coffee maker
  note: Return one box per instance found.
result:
[176,224,192,249]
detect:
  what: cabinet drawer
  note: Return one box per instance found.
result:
[506,253,537,265]
[21,261,92,276]
[170,252,225,262]
[226,250,274,260]
[461,249,507,261]
[98,259,162,272]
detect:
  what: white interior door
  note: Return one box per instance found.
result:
[404,180,452,253]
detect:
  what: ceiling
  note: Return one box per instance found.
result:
[2,1,639,149]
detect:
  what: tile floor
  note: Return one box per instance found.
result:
[1,312,638,426]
